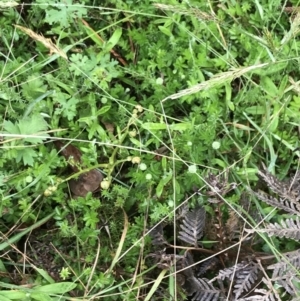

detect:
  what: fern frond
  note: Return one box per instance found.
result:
[251,217,300,241]
[237,288,282,301]
[177,202,189,220]
[178,206,206,247]
[215,262,250,281]
[287,171,300,192]
[267,252,300,296]
[179,251,195,278]
[268,249,300,280]
[184,276,220,301]
[257,165,300,202]
[196,257,219,277]
[254,190,300,214]
[149,223,168,246]
[234,262,260,299]
[276,270,300,295]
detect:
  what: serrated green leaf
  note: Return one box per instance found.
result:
[19,115,49,143]
[175,179,180,195]
[156,172,172,198]
[169,122,192,131]
[0,295,11,301]
[142,123,167,131]
[0,290,27,300]
[260,76,278,98]
[33,282,76,294]
[278,75,289,95]
[54,94,79,121]
[271,133,298,153]
[96,105,111,115]
[21,75,48,104]
[253,61,288,76]
[245,106,266,115]
[232,123,253,131]
[268,105,280,132]
[211,158,227,168]
[105,28,122,52]
[225,83,234,111]
[96,124,109,141]
[129,137,144,147]
[16,148,37,166]
[254,0,263,19]
[44,0,87,28]
[31,292,53,301]
[158,26,172,37]
[34,268,55,284]
[236,168,258,176]
[88,123,101,140]
[3,115,49,149]
[3,120,20,135]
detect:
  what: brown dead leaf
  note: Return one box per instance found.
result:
[54,141,82,172]
[69,169,103,197]
[54,141,103,196]
[101,120,115,134]
[226,209,240,240]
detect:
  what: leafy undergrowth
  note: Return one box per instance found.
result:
[1,0,300,300]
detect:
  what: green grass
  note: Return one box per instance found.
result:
[1,0,300,300]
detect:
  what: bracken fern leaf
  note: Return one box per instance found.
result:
[178,206,206,247]
[234,262,260,299]
[257,165,300,202]
[149,223,168,246]
[267,249,300,295]
[215,262,250,281]
[267,249,300,277]
[237,289,281,301]
[254,217,300,241]
[184,276,220,301]
[254,190,300,215]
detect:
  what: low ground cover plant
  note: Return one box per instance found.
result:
[1,0,300,300]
